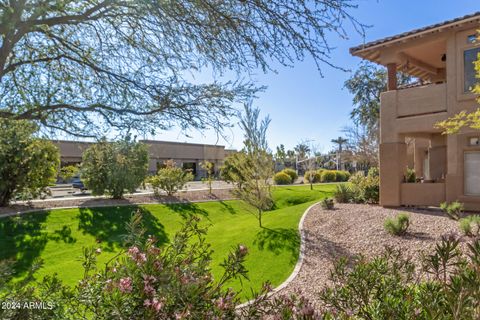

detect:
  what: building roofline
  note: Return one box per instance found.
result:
[350,11,480,55]
[51,139,225,149]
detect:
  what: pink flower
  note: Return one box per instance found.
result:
[137,253,147,264]
[238,245,248,256]
[128,246,140,256]
[151,298,164,312]
[144,284,155,296]
[118,277,132,293]
[144,299,151,307]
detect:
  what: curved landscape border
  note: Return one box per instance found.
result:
[236,201,319,308]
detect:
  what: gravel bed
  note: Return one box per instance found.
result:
[277,203,460,306]
[0,188,235,216]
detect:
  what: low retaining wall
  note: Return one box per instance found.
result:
[401,183,445,206]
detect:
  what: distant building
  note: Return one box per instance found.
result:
[52,140,236,180]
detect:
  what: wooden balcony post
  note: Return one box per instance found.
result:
[387,63,397,91]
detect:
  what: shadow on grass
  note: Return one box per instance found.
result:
[254,227,300,263]
[0,211,51,277]
[77,205,168,252]
[164,203,209,219]
[218,201,237,215]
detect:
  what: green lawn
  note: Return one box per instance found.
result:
[0,184,336,299]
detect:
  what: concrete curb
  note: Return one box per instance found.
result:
[236,201,319,309]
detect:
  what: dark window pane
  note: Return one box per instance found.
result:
[464,47,480,93]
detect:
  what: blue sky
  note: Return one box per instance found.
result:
[148,1,480,152]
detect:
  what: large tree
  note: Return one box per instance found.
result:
[0,1,364,137]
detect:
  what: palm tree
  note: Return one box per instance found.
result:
[331,136,348,170]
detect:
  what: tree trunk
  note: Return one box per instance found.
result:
[258,210,262,228]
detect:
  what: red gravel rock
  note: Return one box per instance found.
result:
[277,203,460,306]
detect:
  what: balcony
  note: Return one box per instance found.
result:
[396,82,447,118]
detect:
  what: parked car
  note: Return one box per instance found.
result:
[71,177,87,191]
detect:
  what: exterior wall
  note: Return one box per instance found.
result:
[377,24,480,210]
[52,140,233,179]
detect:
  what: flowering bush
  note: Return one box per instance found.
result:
[273,171,292,185]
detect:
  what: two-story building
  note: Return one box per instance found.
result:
[350,12,480,210]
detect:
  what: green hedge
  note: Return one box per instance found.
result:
[274,171,293,185]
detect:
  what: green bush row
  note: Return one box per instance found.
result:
[273,168,298,185]
[303,169,350,184]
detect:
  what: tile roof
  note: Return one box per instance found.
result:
[350,11,480,54]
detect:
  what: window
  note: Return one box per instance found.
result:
[464,152,480,196]
[464,47,480,93]
[467,34,478,44]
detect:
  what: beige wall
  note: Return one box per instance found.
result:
[52,140,233,179]
[373,23,480,210]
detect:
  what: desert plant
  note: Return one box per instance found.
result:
[282,168,298,183]
[320,198,335,210]
[459,215,480,237]
[304,170,321,184]
[348,168,380,204]
[405,167,416,183]
[384,213,410,236]
[151,160,194,196]
[334,184,354,203]
[440,201,464,220]
[320,235,480,319]
[273,171,292,185]
[320,170,336,182]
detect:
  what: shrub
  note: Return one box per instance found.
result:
[151,160,194,196]
[273,171,292,185]
[348,168,380,204]
[0,119,60,206]
[384,213,410,236]
[81,137,149,199]
[320,170,336,182]
[459,215,480,237]
[334,184,354,203]
[440,201,464,220]
[320,198,335,210]
[405,168,416,183]
[282,168,298,183]
[304,170,321,184]
[335,170,351,182]
[58,165,80,182]
[320,235,480,319]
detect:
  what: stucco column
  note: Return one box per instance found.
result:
[379,142,407,206]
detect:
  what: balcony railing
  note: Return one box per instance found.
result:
[396,82,447,118]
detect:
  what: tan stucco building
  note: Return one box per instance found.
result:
[350,12,480,210]
[53,139,235,179]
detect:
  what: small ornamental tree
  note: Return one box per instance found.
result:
[221,152,249,188]
[231,104,274,228]
[200,161,215,194]
[81,137,149,199]
[0,119,60,206]
[151,160,194,196]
